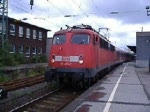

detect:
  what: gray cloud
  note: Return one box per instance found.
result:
[88,0,150,24]
[10,0,150,24]
[8,0,149,46]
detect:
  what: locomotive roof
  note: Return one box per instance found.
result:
[55,24,119,48]
[54,25,130,54]
[55,24,109,41]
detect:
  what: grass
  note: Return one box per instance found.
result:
[0,73,11,83]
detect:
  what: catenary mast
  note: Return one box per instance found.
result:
[0,0,8,48]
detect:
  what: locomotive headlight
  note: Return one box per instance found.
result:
[51,54,55,63]
[79,60,83,64]
[51,59,55,63]
[79,54,84,64]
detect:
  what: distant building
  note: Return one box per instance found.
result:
[136,32,150,67]
[46,38,53,62]
[0,17,50,58]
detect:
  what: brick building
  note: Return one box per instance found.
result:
[1,17,50,58]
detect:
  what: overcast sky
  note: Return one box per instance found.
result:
[8,0,150,50]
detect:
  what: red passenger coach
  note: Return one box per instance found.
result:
[45,25,131,87]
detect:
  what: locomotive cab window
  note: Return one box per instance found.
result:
[71,34,90,44]
[53,35,66,45]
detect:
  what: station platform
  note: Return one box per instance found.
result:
[61,62,150,112]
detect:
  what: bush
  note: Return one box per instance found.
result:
[0,44,47,67]
[5,53,18,66]
[0,72,11,82]
[0,48,17,67]
[38,67,46,75]
[26,70,36,77]
[31,55,47,63]
[31,56,39,63]
[39,55,47,63]
[14,53,25,64]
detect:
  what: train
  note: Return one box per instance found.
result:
[45,24,133,88]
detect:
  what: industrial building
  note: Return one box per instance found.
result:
[136,32,150,67]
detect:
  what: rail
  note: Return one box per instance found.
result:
[10,89,81,112]
[0,75,45,99]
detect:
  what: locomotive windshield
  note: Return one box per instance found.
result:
[71,34,90,44]
[53,35,66,45]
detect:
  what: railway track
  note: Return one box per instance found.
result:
[10,89,81,112]
[0,75,45,91]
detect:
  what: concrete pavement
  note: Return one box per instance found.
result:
[61,62,150,112]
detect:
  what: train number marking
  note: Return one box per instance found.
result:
[64,62,71,66]
[63,56,70,62]
[60,62,72,66]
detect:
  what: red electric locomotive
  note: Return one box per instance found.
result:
[45,24,130,87]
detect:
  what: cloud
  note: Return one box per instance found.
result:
[8,0,150,47]
[88,0,149,24]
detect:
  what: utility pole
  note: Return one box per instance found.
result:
[0,0,8,48]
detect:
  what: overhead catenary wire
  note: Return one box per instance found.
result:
[13,0,30,11]
[10,3,30,13]
[91,0,106,18]
[46,0,65,16]
[9,0,106,34]
[90,0,111,39]
[71,0,88,17]
[9,0,61,29]
[10,0,104,30]
[69,0,101,32]
[45,0,69,28]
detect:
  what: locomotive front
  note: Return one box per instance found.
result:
[45,29,96,82]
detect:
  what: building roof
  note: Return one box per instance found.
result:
[8,17,51,31]
[136,32,150,37]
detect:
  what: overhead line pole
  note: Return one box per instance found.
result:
[0,0,8,48]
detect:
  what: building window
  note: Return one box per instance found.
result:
[38,47,42,54]
[18,45,24,53]
[19,26,23,37]
[25,46,30,57]
[10,44,15,53]
[32,47,36,54]
[26,28,30,38]
[33,30,36,39]
[39,31,42,40]
[10,24,15,36]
